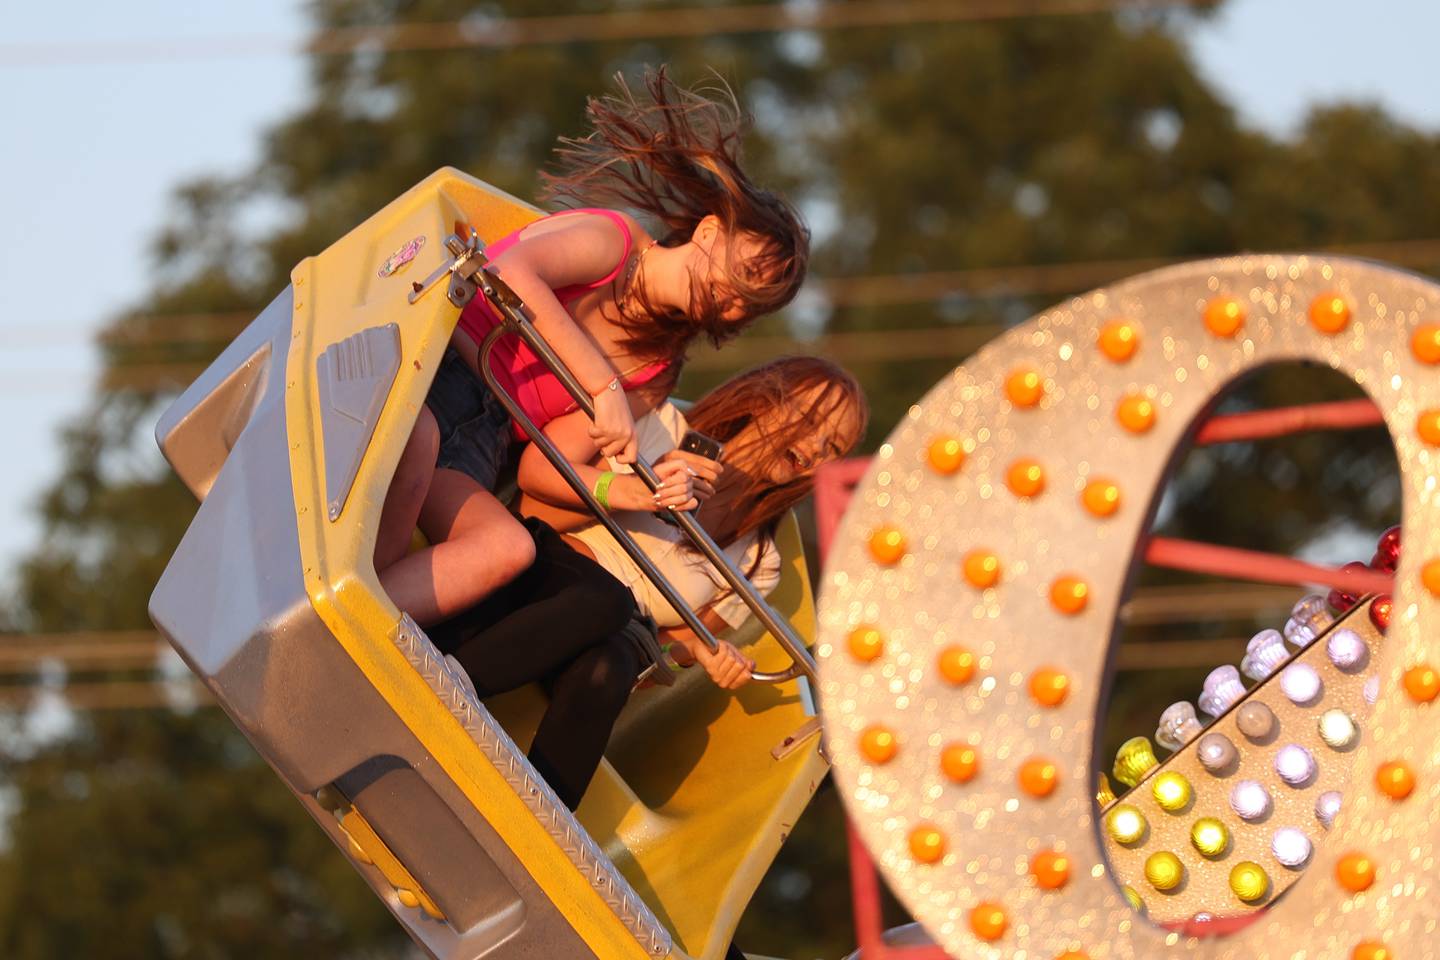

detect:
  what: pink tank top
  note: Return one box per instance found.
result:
[456,208,671,439]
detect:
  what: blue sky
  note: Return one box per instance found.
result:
[1,0,1437,597]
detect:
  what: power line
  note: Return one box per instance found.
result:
[6,237,1438,394]
[0,680,211,713]
[11,235,1440,351]
[0,0,1202,68]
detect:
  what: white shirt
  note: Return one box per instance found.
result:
[572,403,782,629]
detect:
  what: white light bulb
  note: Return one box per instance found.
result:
[1326,628,1368,671]
[1271,827,1312,868]
[1318,709,1357,749]
[1156,701,1204,752]
[1230,780,1271,821]
[1280,663,1322,705]
[1284,594,1333,647]
[1198,665,1246,717]
[1275,744,1316,787]
[1241,629,1290,680]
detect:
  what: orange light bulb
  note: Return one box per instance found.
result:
[859,726,898,764]
[1203,296,1246,337]
[1020,757,1060,797]
[868,526,907,565]
[909,825,946,864]
[1309,292,1351,334]
[1117,393,1156,434]
[1081,478,1121,517]
[1404,664,1440,703]
[1376,761,1416,800]
[1353,942,1393,960]
[1029,667,1071,707]
[1418,409,1440,446]
[969,901,1008,941]
[1412,323,1440,364]
[927,435,968,475]
[1031,849,1071,890]
[1336,851,1376,892]
[1005,368,1045,408]
[941,743,980,784]
[1422,559,1440,598]
[937,645,977,686]
[963,550,1002,588]
[1006,458,1046,497]
[847,625,885,663]
[1050,576,1090,615]
[1098,319,1139,362]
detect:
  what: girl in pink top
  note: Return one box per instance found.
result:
[376,67,810,626]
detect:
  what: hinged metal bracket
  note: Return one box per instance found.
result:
[407,229,489,308]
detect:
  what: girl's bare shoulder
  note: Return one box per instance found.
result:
[519,208,651,246]
[609,209,655,249]
[506,210,634,284]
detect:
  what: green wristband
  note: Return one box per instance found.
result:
[593,470,617,510]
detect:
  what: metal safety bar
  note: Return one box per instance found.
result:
[422,230,817,686]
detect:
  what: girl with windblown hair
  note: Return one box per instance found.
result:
[374,67,811,623]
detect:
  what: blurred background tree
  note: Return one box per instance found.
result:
[3,0,1439,957]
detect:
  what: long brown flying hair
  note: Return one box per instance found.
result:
[685,356,868,557]
[540,66,810,369]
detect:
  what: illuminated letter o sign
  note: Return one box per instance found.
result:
[820,256,1440,958]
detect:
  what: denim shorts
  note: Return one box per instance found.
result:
[428,348,514,491]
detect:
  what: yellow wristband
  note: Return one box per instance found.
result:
[593,471,617,510]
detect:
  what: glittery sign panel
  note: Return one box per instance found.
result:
[818,256,1440,959]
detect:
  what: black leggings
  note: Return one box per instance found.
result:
[430,518,642,810]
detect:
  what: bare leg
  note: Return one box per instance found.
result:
[374,406,440,573]
[379,466,537,625]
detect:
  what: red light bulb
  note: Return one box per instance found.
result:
[1327,561,1372,614]
[1370,594,1393,633]
[1372,525,1402,573]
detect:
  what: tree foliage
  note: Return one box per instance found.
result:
[5,1,1440,956]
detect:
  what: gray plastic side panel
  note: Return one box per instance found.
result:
[316,322,401,521]
[147,294,667,960]
[334,756,527,938]
[155,289,287,500]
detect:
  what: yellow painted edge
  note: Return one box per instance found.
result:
[282,170,670,960]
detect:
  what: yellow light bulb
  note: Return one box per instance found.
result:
[1229,861,1269,903]
[1095,773,1117,807]
[1151,772,1192,812]
[1113,736,1158,788]
[1105,804,1148,845]
[1144,851,1184,892]
[1190,817,1230,858]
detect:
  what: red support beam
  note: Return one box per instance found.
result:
[1193,398,1384,446]
[1145,536,1391,595]
[847,820,886,956]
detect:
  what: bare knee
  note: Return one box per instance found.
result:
[448,515,535,602]
[496,519,537,582]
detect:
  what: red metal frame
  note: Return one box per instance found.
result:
[812,398,1393,956]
